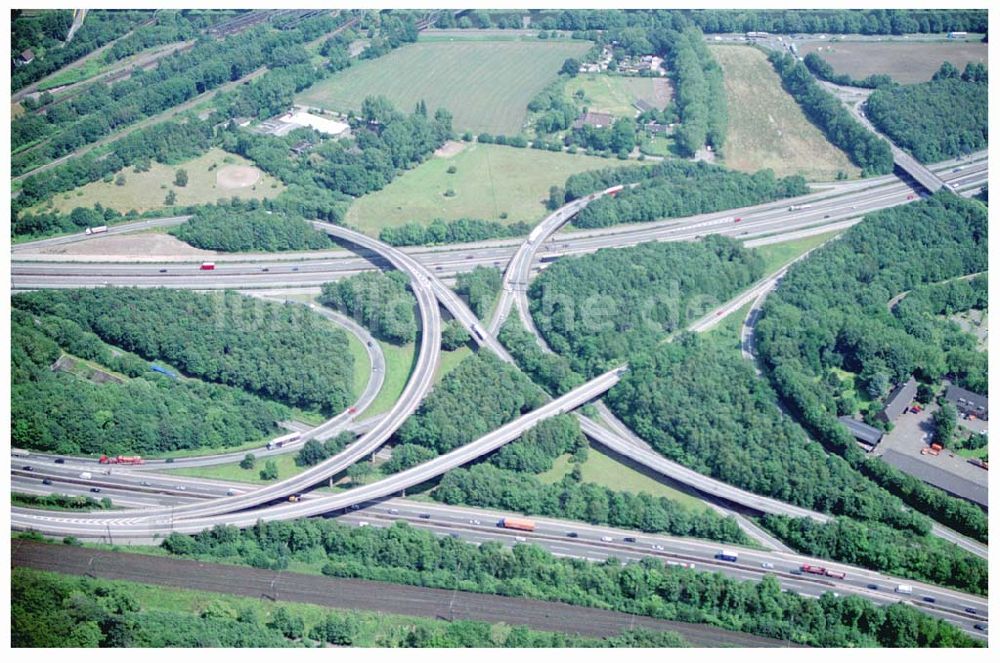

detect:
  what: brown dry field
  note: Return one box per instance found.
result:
[40,232,214,260]
[798,41,987,84]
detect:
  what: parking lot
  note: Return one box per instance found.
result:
[873,401,987,505]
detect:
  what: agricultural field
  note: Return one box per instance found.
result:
[344,142,629,234]
[32,147,284,215]
[711,45,860,180]
[564,73,672,118]
[798,40,988,84]
[295,37,590,135]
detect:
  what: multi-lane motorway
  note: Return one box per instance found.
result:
[10,151,989,640]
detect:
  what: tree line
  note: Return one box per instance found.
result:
[769,51,894,176]
[866,62,988,164]
[803,52,896,89]
[11,12,346,173]
[454,266,503,319]
[499,316,586,396]
[379,217,533,247]
[319,271,417,345]
[12,10,151,92]
[12,564,689,648]
[754,193,988,541]
[157,520,979,647]
[530,235,765,376]
[171,201,334,252]
[15,288,355,415]
[663,27,728,157]
[565,160,809,229]
[12,307,288,456]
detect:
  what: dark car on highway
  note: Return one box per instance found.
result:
[42,478,53,485]
[22,465,33,471]
[90,488,102,493]
[54,458,65,464]
[566,532,579,538]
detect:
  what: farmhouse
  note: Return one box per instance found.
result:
[644,122,671,135]
[838,416,884,449]
[945,385,988,421]
[879,377,918,423]
[16,49,34,66]
[572,111,615,130]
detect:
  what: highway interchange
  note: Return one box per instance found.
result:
[10,149,990,640]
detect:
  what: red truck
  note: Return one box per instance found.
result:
[605,184,624,197]
[498,517,536,532]
[801,564,826,576]
[99,455,144,465]
[200,262,216,270]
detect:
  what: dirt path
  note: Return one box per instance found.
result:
[12,539,792,648]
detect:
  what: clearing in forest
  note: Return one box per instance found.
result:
[711,45,860,180]
[295,38,591,135]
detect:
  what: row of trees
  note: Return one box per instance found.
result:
[378,217,533,247]
[158,520,979,647]
[15,288,355,415]
[319,271,417,344]
[802,52,895,89]
[12,10,151,91]
[12,564,687,648]
[11,13,345,171]
[568,161,809,229]
[499,316,585,396]
[754,193,988,541]
[12,307,288,456]
[866,62,988,164]
[761,515,987,596]
[769,52,894,176]
[530,235,765,375]
[171,203,334,252]
[663,27,728,156]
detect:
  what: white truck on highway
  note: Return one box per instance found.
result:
[895,584,913,594]
[79,471,92,479]
[84,226,108,235]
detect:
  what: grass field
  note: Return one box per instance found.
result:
[564,73,672,118]
[366,341,417,418]
[798,40,988,84]
[34,147,284,215]
[295,38,590,135]
[710,45,860,181]
[344,142,629,234]
[538,446,711,512]
[164,449,302,485]
[753,230,842,274]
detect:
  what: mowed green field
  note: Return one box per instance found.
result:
[711,45,860,181]
[295,38,591,135]
[564,74,672,118]
[344,142,630,234]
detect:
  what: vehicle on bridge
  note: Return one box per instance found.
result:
[84,226,108,235]
[605,184,624,196]
[99,455,144,465]
[498,517,536,532]
[266,432,301,450]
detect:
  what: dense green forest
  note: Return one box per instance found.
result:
[761,515,987,596]
[158,520,978,648]
[663,27,727,156]
[170,202,333,252]
[769,52,894,176]
[866,63,988,163]
[14,288,354,415]
[530,235,764,375]
[565,161,808,229]
[11,13,346,172]
[12,565,689,648]
[454,266,503,320]
[11,308,288,456]
[754,193,988,540]
[609,334,927,533]
[499,316,585,396]
[11,10,152,91]
[436,463,749,544]
[394,352,543,453]
[319,271,417,344]
[379,217,533,247]
[12,493,113,511]
[802,52,895,89]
